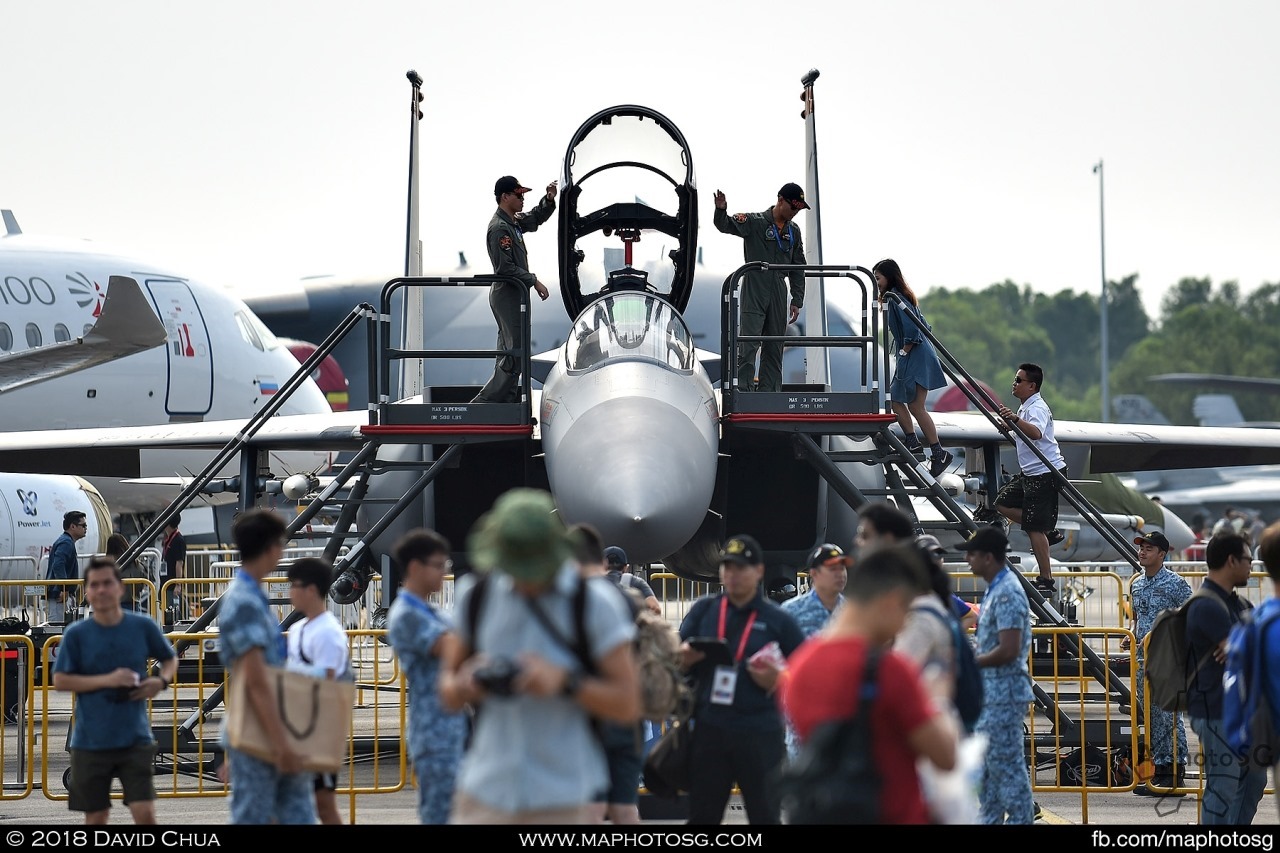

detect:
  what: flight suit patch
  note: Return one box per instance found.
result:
[499,235,513,250]
[732,213,747,223]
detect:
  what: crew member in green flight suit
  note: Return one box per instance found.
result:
[713,182,809,392]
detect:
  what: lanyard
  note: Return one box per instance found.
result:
[235,569,287,659]
[986,567,1013,596]
[717,596,758,663]
[771,222,793,253]
[399,590,445,624]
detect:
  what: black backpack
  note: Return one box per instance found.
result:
[778,648,882,824]
[917,606,983,733]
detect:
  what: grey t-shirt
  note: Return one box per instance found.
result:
[454,563,636,812]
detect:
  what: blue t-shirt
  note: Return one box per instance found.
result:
[386,590,467,761]
[55,612,176,750]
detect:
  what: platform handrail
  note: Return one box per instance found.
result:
[719,262,880,410]
[376,276,532,423]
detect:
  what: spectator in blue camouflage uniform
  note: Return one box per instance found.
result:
[780,543,849,756]
[1125,531,1191,796]
[388,529,467,824]
[958,528,1034,825]
[782,543,849,639]
[220,509,315,825]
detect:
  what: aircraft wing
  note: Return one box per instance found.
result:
[0,410,368,477]
[934,411,1280,472]
[7,403,1280,479]
[0,276,167,394]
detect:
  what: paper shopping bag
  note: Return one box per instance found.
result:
[226,665,355,773]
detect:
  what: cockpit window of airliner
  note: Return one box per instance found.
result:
[245,310,280,350]
[565,294,694,373]
[234,311,264,351]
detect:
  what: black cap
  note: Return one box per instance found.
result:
[494,176,532,198]
[956,527,1009,558]
[1134,531,1171,553]
[720,534,763,566]
[807,543,853,569]
[603,545,628,567]
[915,534,948,559]
[778,182,810,210]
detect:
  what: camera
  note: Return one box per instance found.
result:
[472,657,522,697]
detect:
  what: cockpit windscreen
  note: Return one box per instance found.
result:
[564,294,695,374]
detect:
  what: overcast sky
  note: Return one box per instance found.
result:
[4,0,1277,321]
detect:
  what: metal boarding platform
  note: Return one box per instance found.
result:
[717,262,1137,746]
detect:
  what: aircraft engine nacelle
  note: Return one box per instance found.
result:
[540,294,718,566]
[0,474,110,607]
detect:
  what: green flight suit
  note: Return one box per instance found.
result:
[472,196,555,403]
[713,207,806,392]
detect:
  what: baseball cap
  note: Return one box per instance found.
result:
[494,176,532,198]
[603,545,628,567]
[807,543,853,569]
[1133,531,1171,553]
[915,533,948,559]
[778,182,810,210]
[720,534,764,566]
[955,527,1009,558]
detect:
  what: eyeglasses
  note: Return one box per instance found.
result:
[786,199,806,211]
[1013,376,1028,384]
[72,522,87,528]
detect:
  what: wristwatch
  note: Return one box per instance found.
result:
[157,676,171,689]
[898,348,908,357]
[561,670,583,697]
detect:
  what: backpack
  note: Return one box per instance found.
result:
[918,606,983,733]
[1143,585,1229,713]
[633,607,691,722]
[466,572,688,722]
[1223,599,1280,762]
[777,648,882,824]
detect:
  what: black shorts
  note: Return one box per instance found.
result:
[994,469,1066,533]
[68,744,157,813]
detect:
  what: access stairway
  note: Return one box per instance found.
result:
[716,262,1141,742]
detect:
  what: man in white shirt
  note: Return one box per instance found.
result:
[286,557,351,824]
[977,362,1067,595]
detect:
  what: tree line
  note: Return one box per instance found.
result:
[918,276,1280,424]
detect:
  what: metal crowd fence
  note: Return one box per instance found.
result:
[4,626,408,819]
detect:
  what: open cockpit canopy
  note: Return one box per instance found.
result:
[557,105,697,319]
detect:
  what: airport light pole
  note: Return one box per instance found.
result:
[1094,159,1109,422]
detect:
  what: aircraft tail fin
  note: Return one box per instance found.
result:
[1193,394,1246,427]
[2,210,20,236]
[1111,394,1170,425]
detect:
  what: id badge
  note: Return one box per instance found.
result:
[711,665,738,705]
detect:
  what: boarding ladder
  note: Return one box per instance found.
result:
[718,263,1139,738]
[114,276,540,756]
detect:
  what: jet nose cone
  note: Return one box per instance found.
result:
[547,397,716,565]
